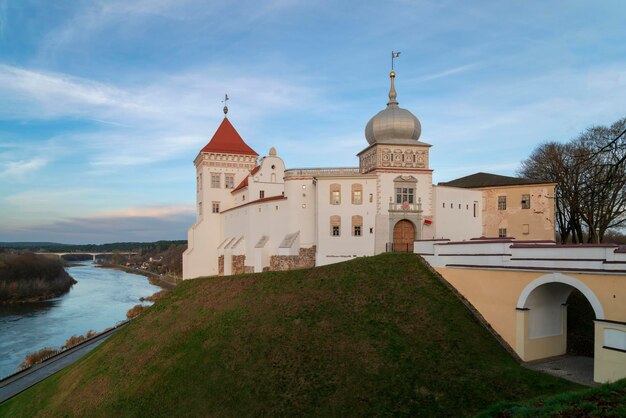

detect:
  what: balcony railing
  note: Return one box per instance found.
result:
[284,167,361,178]
[388,202,421,212]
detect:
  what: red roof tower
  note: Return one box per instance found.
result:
[200,118,258,156]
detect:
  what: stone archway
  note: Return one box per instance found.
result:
[392,219,415,252]
[515,273,605,383]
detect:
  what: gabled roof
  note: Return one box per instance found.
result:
[200,118,258,156]
[231,165,261,193]
[439,172,553,189]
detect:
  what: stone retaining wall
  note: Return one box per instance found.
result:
[232,255,245,275]
[269,246,316,271]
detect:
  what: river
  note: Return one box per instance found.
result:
[0,261,161,378]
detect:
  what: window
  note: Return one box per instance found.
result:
[395,187,414,204]
[473,202,478,217]
[212,202,220,213]
[369,227,374,234]
[458,204,461,209]
[466,204,469,210]
[523,224,530,234]
[369,193,373,203]
[211,173,220,188]
[197,173,203,192]
[498,228,507,238]
[521,194,530,209]
[198,202,202,215]
[498,196,506,210]
[330,215,341,236]
[225,174,234,189]
[352,215,363,236]
[352,184,363,205]
[443,203,445,208]
[260,190,265,199]
[330,184,341,205]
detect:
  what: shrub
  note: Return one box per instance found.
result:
[126,304,148,319]
[139,289,168,302]
[18,347,60,370]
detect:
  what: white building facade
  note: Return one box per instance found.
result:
[183,70,484,279]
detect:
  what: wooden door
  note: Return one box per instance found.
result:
[393,220,415,252]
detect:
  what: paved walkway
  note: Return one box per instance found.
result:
[0,324,125,403]
[524,355,597,387]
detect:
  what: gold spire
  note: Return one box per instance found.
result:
[387,70,398,106]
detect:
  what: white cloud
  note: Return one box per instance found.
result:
[408,63,480,83]
[0,157,48,180]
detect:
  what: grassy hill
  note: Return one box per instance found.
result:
[0,254,580,416]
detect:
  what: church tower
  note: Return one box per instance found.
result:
[183,105,259,279]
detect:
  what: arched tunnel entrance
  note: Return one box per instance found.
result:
[566,289,596,357]
[516,273,604,383]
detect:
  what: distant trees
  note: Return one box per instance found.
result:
[519,117,626,243]
[0,253,77,302]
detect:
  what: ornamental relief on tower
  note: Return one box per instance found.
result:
[361,146,429,172]
[379,147,428,169]
[359,147,378,173]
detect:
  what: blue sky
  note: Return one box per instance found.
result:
[1,0,625,243]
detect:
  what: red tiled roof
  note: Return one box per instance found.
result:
[231,165,261,193]
[200,118,258,156]
[221,195,287,213]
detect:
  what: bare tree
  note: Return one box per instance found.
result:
[519,117,626,243]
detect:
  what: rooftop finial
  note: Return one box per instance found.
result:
[388,51,400,106]
[222,94,229,117]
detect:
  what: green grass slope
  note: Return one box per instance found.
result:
[0,254,579,417]
[477,378,626,417]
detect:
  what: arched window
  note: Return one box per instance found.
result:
[352,215,363,236]
[351,183,363,205]
[330,184,341,205]
[330,215,341,236]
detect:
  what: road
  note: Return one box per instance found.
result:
[0,324,125,404]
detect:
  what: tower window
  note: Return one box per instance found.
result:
[211,173,221,188]
[395,187,414,204]
[260,190,265,199]
[225,174,234,189]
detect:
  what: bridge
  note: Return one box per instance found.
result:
[416,238,626,384]
[36,252,138,261]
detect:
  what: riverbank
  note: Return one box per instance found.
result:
[0,261,161,378]
[0,254,77,304]
[94,263,178,289]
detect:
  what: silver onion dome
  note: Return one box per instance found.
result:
[365,70,422,145]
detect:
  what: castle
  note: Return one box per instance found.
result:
[183,70,555,279]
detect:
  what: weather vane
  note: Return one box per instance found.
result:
[391,51,401,70]
[222,94,229,116]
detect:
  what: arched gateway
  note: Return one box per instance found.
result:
[393,220,415,252]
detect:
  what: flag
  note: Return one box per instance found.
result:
[392,51,401,58]
[424,218,432,225]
